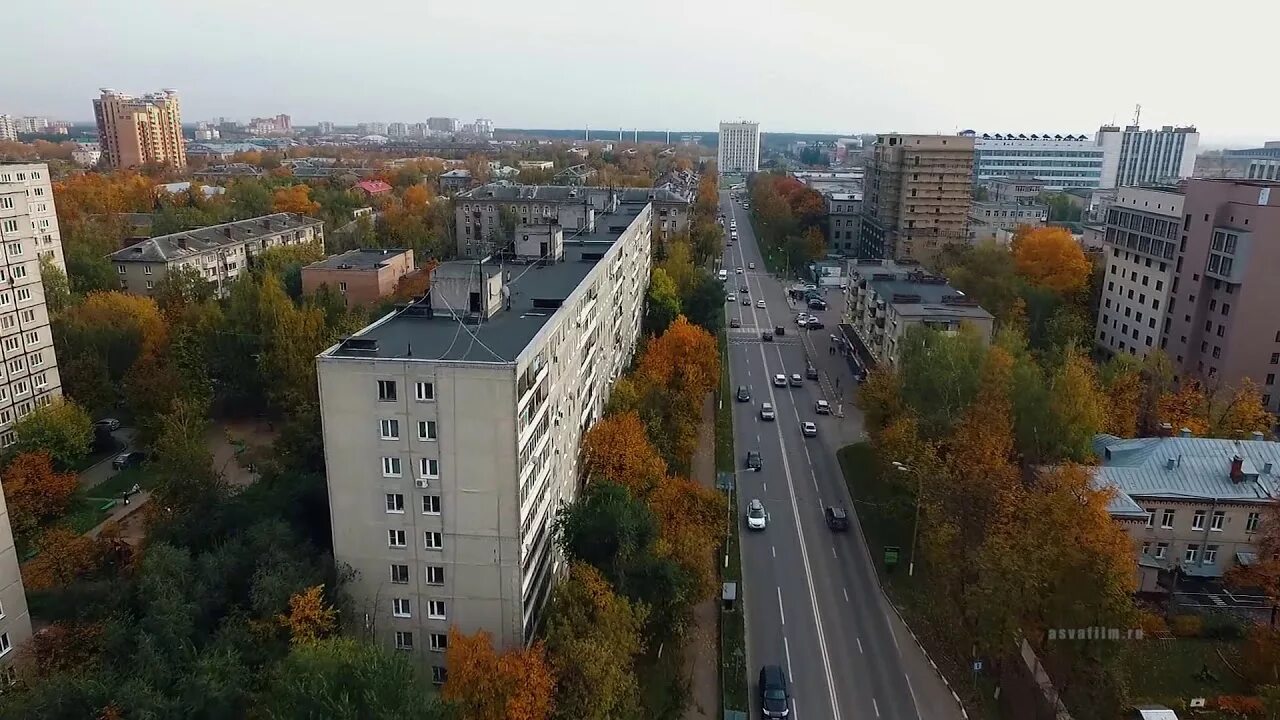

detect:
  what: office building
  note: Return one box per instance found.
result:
[109,213,324,297]
[428,117,461,134]
[316,194,655,664]
[1095,431,1280,593]
[93,89,187,170]
[0,163,68,448]
[968,132,1105,190]
[302,249,419,308]
[1098,124,1199,189]
[859,134,974,262]
[718,121,760,174]
[843,259,994,368]
[0,116,14,143]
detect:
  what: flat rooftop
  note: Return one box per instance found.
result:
[324,199,652,364]
[306,248,410,271]
[110,213,323,264]
[457,183,689,204]
[853,260,993,321]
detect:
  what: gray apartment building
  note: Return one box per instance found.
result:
[967,200,1047,246]
[109,213,324,296]
[860,134,974,263]
[828,192,862,255]
[317,196,654,674]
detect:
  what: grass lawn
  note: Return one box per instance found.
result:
[716,315,749,714]
[1122,639,1250,707]
[88,466,150,501]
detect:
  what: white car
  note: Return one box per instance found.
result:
[756,299,766,309]
[727,293,736,302]
[796,313,811,326]
[760,402,776,421]
[802,422,818,437]
[746,498,767,530]
[773,374,787,388]
[736,267,743,274]
[816,400,831,415]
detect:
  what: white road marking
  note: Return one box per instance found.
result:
[763,481,767,492]
[832,546,838,559]
[772,545,776,558]
[777,586,785,625]
[843,588,850,603]
[905,674,922,716]
[873,698,881,718]
[857,636,863,654]
[784,636,794,682]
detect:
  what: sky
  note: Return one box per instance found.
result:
[4,0,1277,148]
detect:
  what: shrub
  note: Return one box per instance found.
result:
[1138,611,1169,637]
[1203,612,1247,640]
[1170,614,1203,638]
[1214,695,1264,717]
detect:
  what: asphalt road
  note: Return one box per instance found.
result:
[721,190,962,720]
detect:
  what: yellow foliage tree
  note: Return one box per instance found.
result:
[271,184,321,215]
[1210,378,1274,439]
[1012,226,1092,294]
[443,628,555,720]
[1157,380,1210,436]
[277,584,337,645]
[580,411,668,494]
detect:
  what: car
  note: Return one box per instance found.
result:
[806,364,819,380]
[816,399,831,414]
[748,262,756,269]
[730,317,741,328]
[806,320,825,330]
[808,298,827,310]
[789,373,803,387]
[742,298,751,306]
[760,402,775,421]
[737,385,751,402]
[112,451,147,471]
[760,665,791,719]
[93,418,121,432]
[802,421,817,437]
[774,326,785,336]
[762,330,773,342]
[795,313,811,326]
[740,285,749,293]
[825,505,850,531]
[773,374,787,387]
[746,451,762,471]
[726,293,736,303]
[736,267,743,274]
[755,300,766,309]
[746,499,768,530]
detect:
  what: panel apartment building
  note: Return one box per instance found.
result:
[1095,178,1280,413]
[317,196,654,675]
[859,134,974,263]
[93,88,187,170]
[718,121,760,174]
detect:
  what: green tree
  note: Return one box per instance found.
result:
[644,267,681,334]
[681,270,725,334]
[39,255,72,316]
[153,264,216,316]
[150,205,216,237]
[11,398,93,469]
[227,180,273,219]
[896,325,988,438]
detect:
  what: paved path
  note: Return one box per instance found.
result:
[683,393,720,720]
[78,428,136,491]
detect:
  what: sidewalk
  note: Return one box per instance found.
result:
[683,393,719,720]
[86,491,151,540]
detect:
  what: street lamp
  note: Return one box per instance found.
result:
[892,461,922,578]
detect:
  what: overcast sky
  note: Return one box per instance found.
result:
[5,0,1276,148]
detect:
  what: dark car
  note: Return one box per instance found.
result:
[806,364,819,380]
[730,317,741,328]
[93,418,121,432]
[740,285,749,293]
[112,451,148,471]
[762,330,773,342]
[808,298,827,310]
[737,385,751,402]
[825,505,850,531]
[774,326,785,336]
[741,297,751,306]
[746,451,762,471]
[760,664,791,718]
[806,320,825,330]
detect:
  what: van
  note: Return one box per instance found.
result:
[718,269,728,282]
[759,665,790,718]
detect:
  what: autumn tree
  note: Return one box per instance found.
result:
[1012,226,1092,294]
[644,267,681,334]
[855,368,904,438]
[1209,378,1274,439]
[21,527,105,591]
[1098,354,1145,437]
[20,622,104,678]
[10,397,93,469]
[1,452,78,535]
[272,184,321,215]
[443,628,555,720]
[52,291,169,404]
[1044,347,1108,462]
[278,584,338,645]
[896,324,987,438]
[580,412,668,494]
[1157,380,1210,437]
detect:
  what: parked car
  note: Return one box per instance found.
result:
[760,665,791,719]
[789,373,803,387]
[808,298,827,310]
[730,317,741,328]
[112,451,147,471]
[737,385,751,402]
[94,418,121,432]
[815,399,831,414]
[802,421,818,437]
[746,451,762,471]
[825,505,850,531]
[760,402,776,421]
[773,374,787,387]
[746,499,768,530]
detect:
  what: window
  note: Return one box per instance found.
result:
[1248,512,1262,533]
[33,372,46,388]
[395,631,414,651]
[377,379,397,401]
[0,632,9,657]
[428,600,447,619]
[1192,510,1205,530]
[1272,353,1279,365]
[1154,543,1168,559]
[432,666,448,685]
[1144,508,1155,528]
[1161,509,1175,529]
[380,419,399,439]
[15,288,29,302]
[388,529,407,548]
[1184,544,1200,563]
[415,381,435,401]
[1223,303,1231,316]
[426,565,445,585]
[0,220,17,234]
[385,493,404,513]
[1268,374,1276,386]
[0,198,10,210]
[5,242,20,257]
[423,495,441,515]
[393,598,411,617]
[26,330,38,346]
[417,420,437,441]
[430,633,448,652]
[382,456,402,477]
[1204,545,1219,564]
[390,564,409,584]
[1141,541,1151,556]
[3,337,17,352]
[20,309,35,323]
[420,458,439,479]
[424,531,442,550]
[1211,511,1225,531]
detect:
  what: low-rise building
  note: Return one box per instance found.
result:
[989,178,1046,204]
[439,170,474,195]
[844,259,994,368]
[354,180,393,198]
[518,161,554,171]
[71,143,102,167]
[1094,431,1280,593]
[192,164,267,181]
[302,248,418,308]
[109,213,324,297]
[553,164,594,186]
[967,200,1048,245]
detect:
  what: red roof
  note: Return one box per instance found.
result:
[355,180,393,194]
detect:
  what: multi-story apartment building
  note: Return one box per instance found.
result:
[316,197,654,669]
[317,121,336,135]
[843,259,994,368]
[93,88,187,170]
[1094,186,1182,360]
[0,116,15,143]
[827,192,862,255]
[301,248,418,308]
[0,164,65,272]
[427,117,461,134]
[718,121,760,174]
[109,213,324,297]
[859,134,974,262]
[968,132,1105,190]
[967,200,1048,245]
[474,119,494,139]
[1095,431,1280,593]
[454,184,690,259]
[1098,124,1199,189]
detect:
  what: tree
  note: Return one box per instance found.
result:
[19,621,104,678]
[682,270,725,334]
[277,584,338,645]
[1012,227,1091,294]
[556,481,658,591]
[40,255,72,316]
[644,267,681,335]
[20,527,105,590]
[443,628,555,720]
[1098,354,1145,437]
[896,324,988,438]
[1,452,78,535]
[856,368,904,438]
[1044,348,1108,462]
[580,412,668,494]
[53,291,168,385]
[11,397,93,469]
[1158,380,1210,437]
[272,184,321,216]
[227,180,273,219]
[1210,378,1274,439]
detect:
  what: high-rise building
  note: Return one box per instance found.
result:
[474,119,494,139]
[968,132,1106,190]
[717,121,760,173]
[316,121,335,135]
[387,123,408,138]
[92,88,187,170]
[317,195,655,664]
[0,116,14,142]
[859,133,974,262]
[427,117,461,133]
[1098,124,1199,189]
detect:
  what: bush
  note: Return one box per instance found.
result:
[1214,695,1265,717]
[1138,611,1169,637]
[1171,614,1203,638]
[1203,612,1248,640]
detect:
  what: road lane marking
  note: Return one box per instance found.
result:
[771,545,776,558]
[873,698,881,718]
[857,636,863,654]
[905,674,922,715]
[784,636,794,682]
[832,546,838,559]
[763,481,767,492]
[777,587,785,625]
[843,588,850,603]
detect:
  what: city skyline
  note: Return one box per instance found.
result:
[5,0,1279,148]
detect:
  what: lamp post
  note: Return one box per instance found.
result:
[893,461,922,578]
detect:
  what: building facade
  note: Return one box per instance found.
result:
[427,117,461,134]
[92,88,187,170]
[0,163,66,272]
[317,199,654,668]
[109,213,324,297]
[860,134,974,262]
[969,133,1104,190]
[302,248,418,307]
[0,116,14,143]
[1098,124,1199,189]
[718,121,760,174]
[0,474,31,680]
[827,192,861,255]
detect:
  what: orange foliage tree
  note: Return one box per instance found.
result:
[271,184,321,215]
[21,527,107,590]
[580,411,668,494]
[1159,378,1273,439]
[20,621,105,678]
[277,584,338,645]
[646,474,725,599]
[443,628,555,720]
[1012,226,1092,294]
[52,171,155,226]
[2,452,79,535]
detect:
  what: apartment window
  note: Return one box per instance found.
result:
[33,372,46,388]
[1204,545,1219,564]
[424,531,442,550]
[0,632,9,657]
[1161,509,1175,529]
[422,495,441,515]
[1211,511,1225,531]
[5,242,20,257]
[392,598,412,618]
[379,419,400,440]
[385,493,405,513]
[417,420,437,441]
[1272,353,1279,365]
[0,198,10,210]
[1184,544,1200,563]
[1248,512,1262,533]
[430,633,449,652]
[388,529,407,548]
[415,381,435,401]
[8,359,23,374]
[1155,542,1168,559]
[390,564,409,584]
[426,565,445,585]
[25,330,38,346]
[1141,541,1151,556]
[1268,374,1276,386]
[377,379,397,401]
[1144,508,1155,528]
[20,309,34,323]
[2,337,17,352]
[1192,510,1206,530]
[15,288,29,302]
[394,631,414,651]
[432,666,448,685]
[420,457,439,479]
[428,600,446,619]
[382,456,402,477]
[0,220,17,234]
[0,432,12,448]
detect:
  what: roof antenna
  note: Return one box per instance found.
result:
[1132,103,1141,127]
[406,342,413,357]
